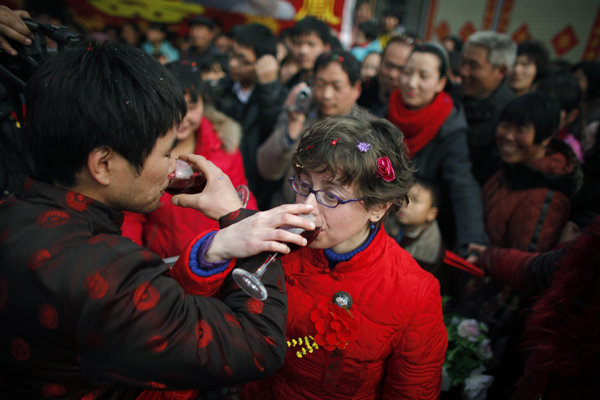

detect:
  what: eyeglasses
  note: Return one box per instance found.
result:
[288,176,363,208]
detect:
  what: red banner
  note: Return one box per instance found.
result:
[59,0,352,37]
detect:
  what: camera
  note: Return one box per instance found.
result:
[0,17,83,95]
[294,86,312,114]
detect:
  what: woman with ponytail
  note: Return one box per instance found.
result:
[387,42,487,261]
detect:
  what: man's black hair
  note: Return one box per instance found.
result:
[189,16,216,30]
[314,50,361,85]
[167,61,211,106]
[572,61,600,101]
[25,41,186,187]
[500,91,561,144]
[517,40,550,82]
[197,53,228,75]
[358,22,378,42]
[232,23,277,59]
[442,35,463,53]
[148,23,168,34]
[292,16,330,46]
[414,176,440,208]
[537,75,583,137]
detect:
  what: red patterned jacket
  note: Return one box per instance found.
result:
[482,139,582,253]
[0,180,285,399]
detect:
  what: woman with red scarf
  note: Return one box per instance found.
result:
[387,43,487,261]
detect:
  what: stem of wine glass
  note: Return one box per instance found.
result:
[254,252,279,280]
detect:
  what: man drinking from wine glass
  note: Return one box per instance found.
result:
[0,31,315,399]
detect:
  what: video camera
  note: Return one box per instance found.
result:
[0,17,83,98]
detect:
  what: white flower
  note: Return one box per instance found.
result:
[477,338,493,360]
[457,319,480,342]
[441,366,451,391]
[463,373,494,400]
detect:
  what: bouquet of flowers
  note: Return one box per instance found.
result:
[442,310,495,400]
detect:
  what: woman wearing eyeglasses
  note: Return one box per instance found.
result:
[239,114,447,399]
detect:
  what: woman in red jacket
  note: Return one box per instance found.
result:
[122,63,257,258]
[237,115,448,399]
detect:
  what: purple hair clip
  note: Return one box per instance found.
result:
[356,141,370,153]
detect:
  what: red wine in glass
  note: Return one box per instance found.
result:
[232,213,319,300]
[166,159,250,207]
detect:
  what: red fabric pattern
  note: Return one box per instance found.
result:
[387,90,453,157]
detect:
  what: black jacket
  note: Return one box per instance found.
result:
[0,84,32,199]
[413,103,488,252]
[461,80,515,186]
[357,76,387,118]
[210,78,288,209]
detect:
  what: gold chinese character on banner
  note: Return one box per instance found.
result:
[296,0,340,25]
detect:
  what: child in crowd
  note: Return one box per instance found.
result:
[351,21,382,62]
[386,178,452,294]
[141,23,180,63]
[387,179,444,269]
[360,51,381,80]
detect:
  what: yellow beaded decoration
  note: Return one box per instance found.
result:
[287,335,320,358]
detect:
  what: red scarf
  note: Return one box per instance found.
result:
[387,89,453,157]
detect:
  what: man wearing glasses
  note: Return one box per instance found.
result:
[209,23,288,210]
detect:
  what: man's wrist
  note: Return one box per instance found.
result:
[204,230,229,262]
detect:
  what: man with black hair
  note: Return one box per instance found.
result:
[285,16,331,89]
[184,16,218,64]
[0,35,317,397]
[210,23,288,210]
[257,50,362,206]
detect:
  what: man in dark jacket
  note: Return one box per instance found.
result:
[285,16,331,89]
[0,37,316,399]
[358,35,414,117]
[459,31,516,185]
[210,23,288,209]
[184,16,219,63]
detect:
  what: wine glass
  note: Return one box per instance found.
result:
[232,213,320,300]
[166,159,250,208]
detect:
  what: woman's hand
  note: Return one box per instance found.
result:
[170,154,242,220]
[206,203,316,262]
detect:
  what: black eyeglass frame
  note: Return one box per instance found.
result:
[288,175,364,208]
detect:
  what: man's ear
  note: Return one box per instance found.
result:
[427,207,439,223]
[497,65,509,80]
[566,109,580,125]
[87,147,112,186]
[353,79,363,98]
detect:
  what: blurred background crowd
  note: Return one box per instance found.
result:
[1,0,599,399]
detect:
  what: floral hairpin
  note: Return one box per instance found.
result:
[356,140,370,152]
[331,138,340,145]
[376,157,395,182]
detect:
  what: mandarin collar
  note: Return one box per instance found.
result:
[18,177,125,235]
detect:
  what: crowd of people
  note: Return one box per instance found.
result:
[0,2,599,399]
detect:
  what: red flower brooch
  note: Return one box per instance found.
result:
[376,156,396,182]
[310,300,359,351]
